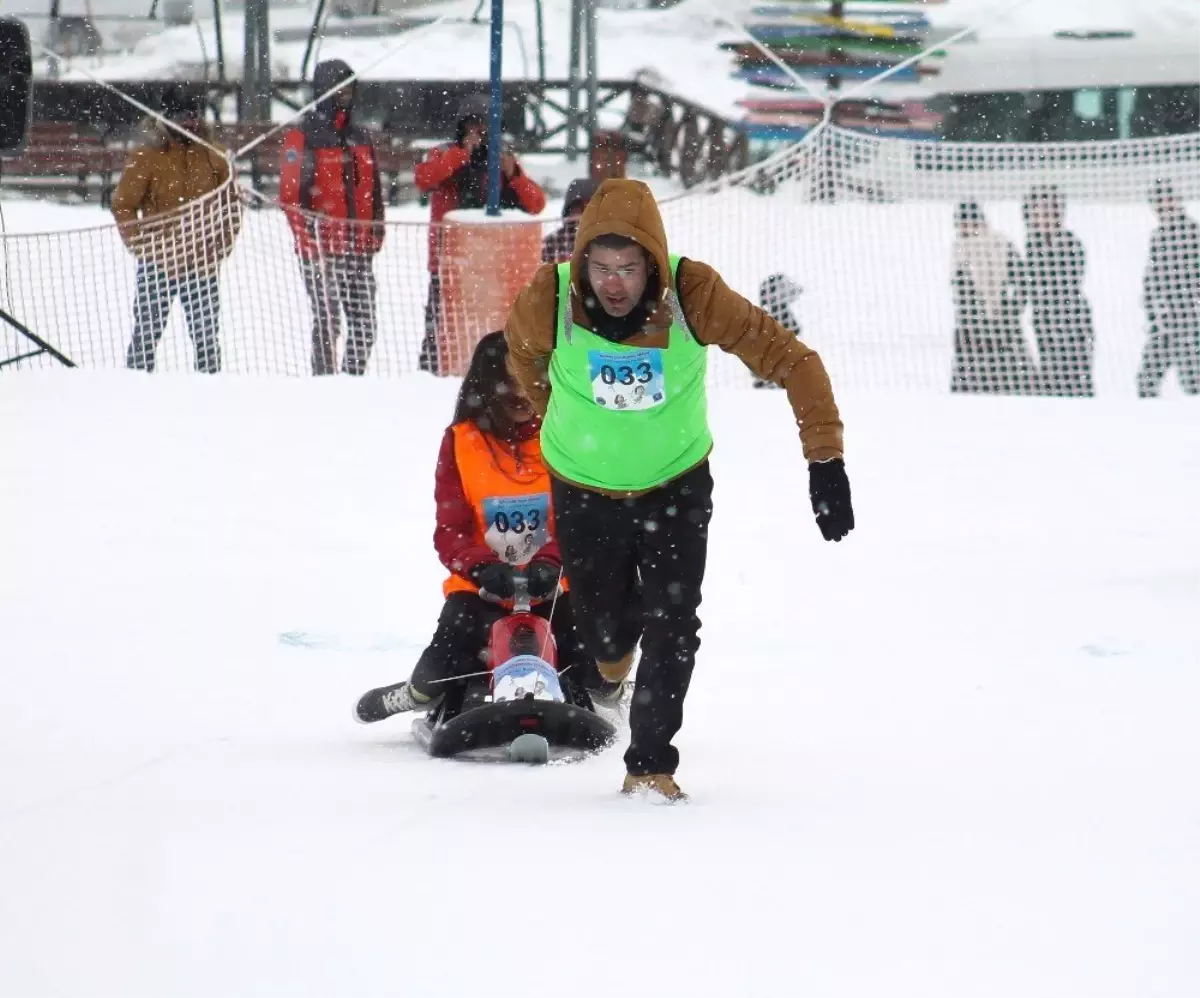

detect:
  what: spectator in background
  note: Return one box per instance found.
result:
[414,98,546,373]
[1021,185,1094,396]
[280,59,384,377]
[949,200,1033,394]
[752,273,803,388]
[542,178,599,264]
[1138,179,1200,396]
[112,86,241,373]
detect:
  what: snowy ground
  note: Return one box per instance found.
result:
[0,371,1197,998]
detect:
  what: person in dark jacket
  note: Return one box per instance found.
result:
[353,332,610,724]
[413,99,547,373]
[541,177,599,265]
[280,59,384,376]
[752,272,803,388]
[950,200,1034,394]
[1138,180,1200,396]
[1021,185,1094,396]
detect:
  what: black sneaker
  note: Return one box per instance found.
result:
[354,682,437,723]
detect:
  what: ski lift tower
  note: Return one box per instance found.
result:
[242,0,271,121]
[564,0,598,161]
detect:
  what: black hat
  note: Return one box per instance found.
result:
[455,94,491,142]
[562,178,600,218]
[160,85,203,120]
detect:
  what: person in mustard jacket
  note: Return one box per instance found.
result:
[111,87,242,373]
[504,179,854,800]
[354,331,608,723]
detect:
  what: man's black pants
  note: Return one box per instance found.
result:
[299,254,378,376]
[552,462,714,776]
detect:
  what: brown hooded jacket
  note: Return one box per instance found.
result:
[111,122,242,279]
[504,179,844,492]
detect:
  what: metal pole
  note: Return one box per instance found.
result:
[255,0,270,120]
[565,0,581,161]
[300,0,327,81]
[533,0,545,83]
[584,0,597,140]
[485,0,503,215]
[241,0,257,120]
[211,0,224,82]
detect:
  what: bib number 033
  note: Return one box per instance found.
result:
[588,348,666,411]
[482,494,551,565]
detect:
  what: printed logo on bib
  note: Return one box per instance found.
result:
[482,493,550,565]
[492,655,565,704]
[588,349,666,410]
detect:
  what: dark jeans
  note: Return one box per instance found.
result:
[552,462,715,777]
[300,254,378,376]
[126,264,220,373]
[1138,310,1200,396]
[1032,304,1094,397]
[410,591,602,699]
[419,272,441,374]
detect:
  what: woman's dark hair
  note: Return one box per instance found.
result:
[452,331,527,444]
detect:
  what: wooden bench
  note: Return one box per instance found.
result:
[1,123,125,203]
[3,121,419,207]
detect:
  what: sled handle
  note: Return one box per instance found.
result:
[478,570,534,611]
[511,571,532,613]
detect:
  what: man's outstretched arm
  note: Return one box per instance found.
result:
[678,259,844,462]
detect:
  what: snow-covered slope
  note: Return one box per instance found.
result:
[0,371,1196,997]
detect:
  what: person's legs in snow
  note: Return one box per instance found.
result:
[624,462,713,784]
[355,592,499,722]
[551,479,644,684]
[126,263,175,371]
[341,254,378,376]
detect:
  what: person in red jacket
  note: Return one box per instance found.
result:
[354,331,614,723]
[280,59,384,376]
[413,100,547,374]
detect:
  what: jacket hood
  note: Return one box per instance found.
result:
[562,177,600,218]
[570,178,672,298]
[312,60,355,105]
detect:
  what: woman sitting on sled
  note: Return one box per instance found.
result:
[355,331,618,723]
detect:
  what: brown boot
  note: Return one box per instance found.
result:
[621,773,688,802]
[598,648,635,684]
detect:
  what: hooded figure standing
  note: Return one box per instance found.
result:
[280,59,384,376]
[414,98,547,373]
[112,87,241,373]
[1021,185,1094,396]
[1138,180,1200,396]
[504,179,854,801]
[950,200,1034,394]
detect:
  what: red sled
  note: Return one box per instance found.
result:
[412,586,617,764]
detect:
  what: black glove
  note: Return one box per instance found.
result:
[525,560,562,601]
[809,458,855,542]
[472,562,516,600]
